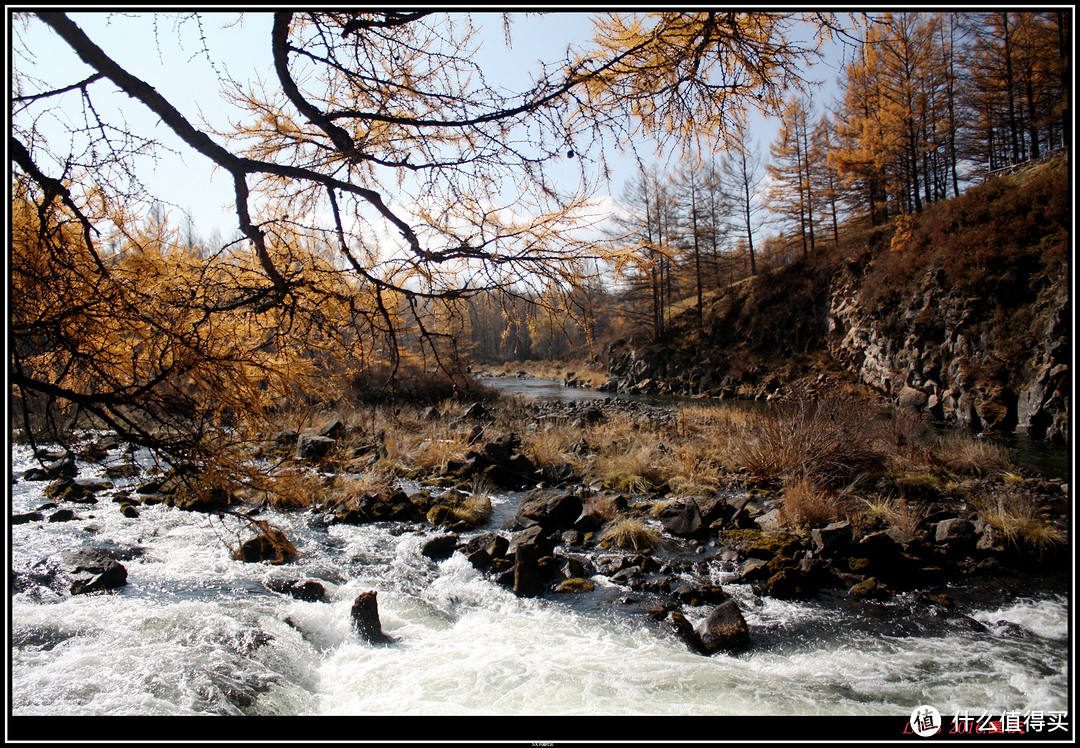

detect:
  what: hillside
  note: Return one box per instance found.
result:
[604,154,1070,442]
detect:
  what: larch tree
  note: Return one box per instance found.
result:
[12,11,840,487]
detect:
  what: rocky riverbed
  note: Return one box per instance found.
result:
[12,396,1069,661]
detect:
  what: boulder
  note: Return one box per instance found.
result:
[59,549,128,595]
[516,489,584,531]
[512,542,546,598]
[351,590,396,644]
[231,527,297,564]
[266,578,327,602]
[295,434,336,461]
[318,419,346,440]
[12,511,44,525]
[657,499,707,539]
[811,521,854,556]
[421,534,460,562]
[935,518,976,550]
[458,434,540,490]
[669,610,710,655]
[695,600,751,654]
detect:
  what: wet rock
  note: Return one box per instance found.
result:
[695,600,751,654]
[266,578,326,602]
[421,534,460,561]
[44,478,99,504]
[351,590,396,644]
[935,518,977,555]
[59,549,128,595]
[656,498,707,539]
[554,577,595,593]
[669,610,710,655]
[672,583,729,607]
[764,568,817,600]
[849,576,894,601]
[47,509,79,523]
[512,542,545,598]
[23,455,77,482]
[119,503,140,519]
[12,512,44,525]
[231,527,297,565]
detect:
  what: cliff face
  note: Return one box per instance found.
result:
[827,265,1068,441]
[603,156,1069,442]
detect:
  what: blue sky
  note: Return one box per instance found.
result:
[15,11,848,242]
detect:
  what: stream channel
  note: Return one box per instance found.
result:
[8,377,1071,736]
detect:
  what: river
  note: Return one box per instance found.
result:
[8,380,1072,737]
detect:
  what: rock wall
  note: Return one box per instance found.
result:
[826,266,1069,441]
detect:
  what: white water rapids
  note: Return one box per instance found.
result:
[9,438,1070,732]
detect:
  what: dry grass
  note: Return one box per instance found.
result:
[781,475,846,528]
[597,517,662,553]
[974,490,1066,554]
[861,496,929,535]
[935,433,1015,477]
[733,392,886,486]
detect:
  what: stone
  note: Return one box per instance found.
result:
[231,527,296,564]
[351,590,396,644]
[669,610,709,655]
[657,498,707,539]
[695,600,751,654]
[119,503,140,519]
[516,489,584,531]
[764,568,816,600]
[318,419,346,440]
[295,434,336,460]
[47,509,78,523]
[849,577,894,601]
[421,534,459,562]
[935,518,976,545]
[811,521,853,556]
[266,578,326,602]
[512,542,545,598]
[555,578,595,593]
[59,549,128,595]
[12,511,44,525]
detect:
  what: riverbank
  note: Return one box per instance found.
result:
[13,388,1069,655]
[9,403,1071,721]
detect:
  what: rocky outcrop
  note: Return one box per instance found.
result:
[827,266,1068,441]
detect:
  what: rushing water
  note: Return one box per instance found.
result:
[8,381,1072,731]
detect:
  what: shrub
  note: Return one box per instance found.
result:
[733,391,885,487]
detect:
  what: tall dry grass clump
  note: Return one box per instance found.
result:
[861,496,929,535]
[733,391,885,487]
[974,490,1066,555]
[597,517,662,553]
[781,475,846,528]
[936,433,1015,476]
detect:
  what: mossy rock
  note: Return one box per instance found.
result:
[555,577,595,593]
[720,529,802,560]
[849,577,894,600]
[426,505,453,525]
[119,503,140,519]
[846,556,874,573]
